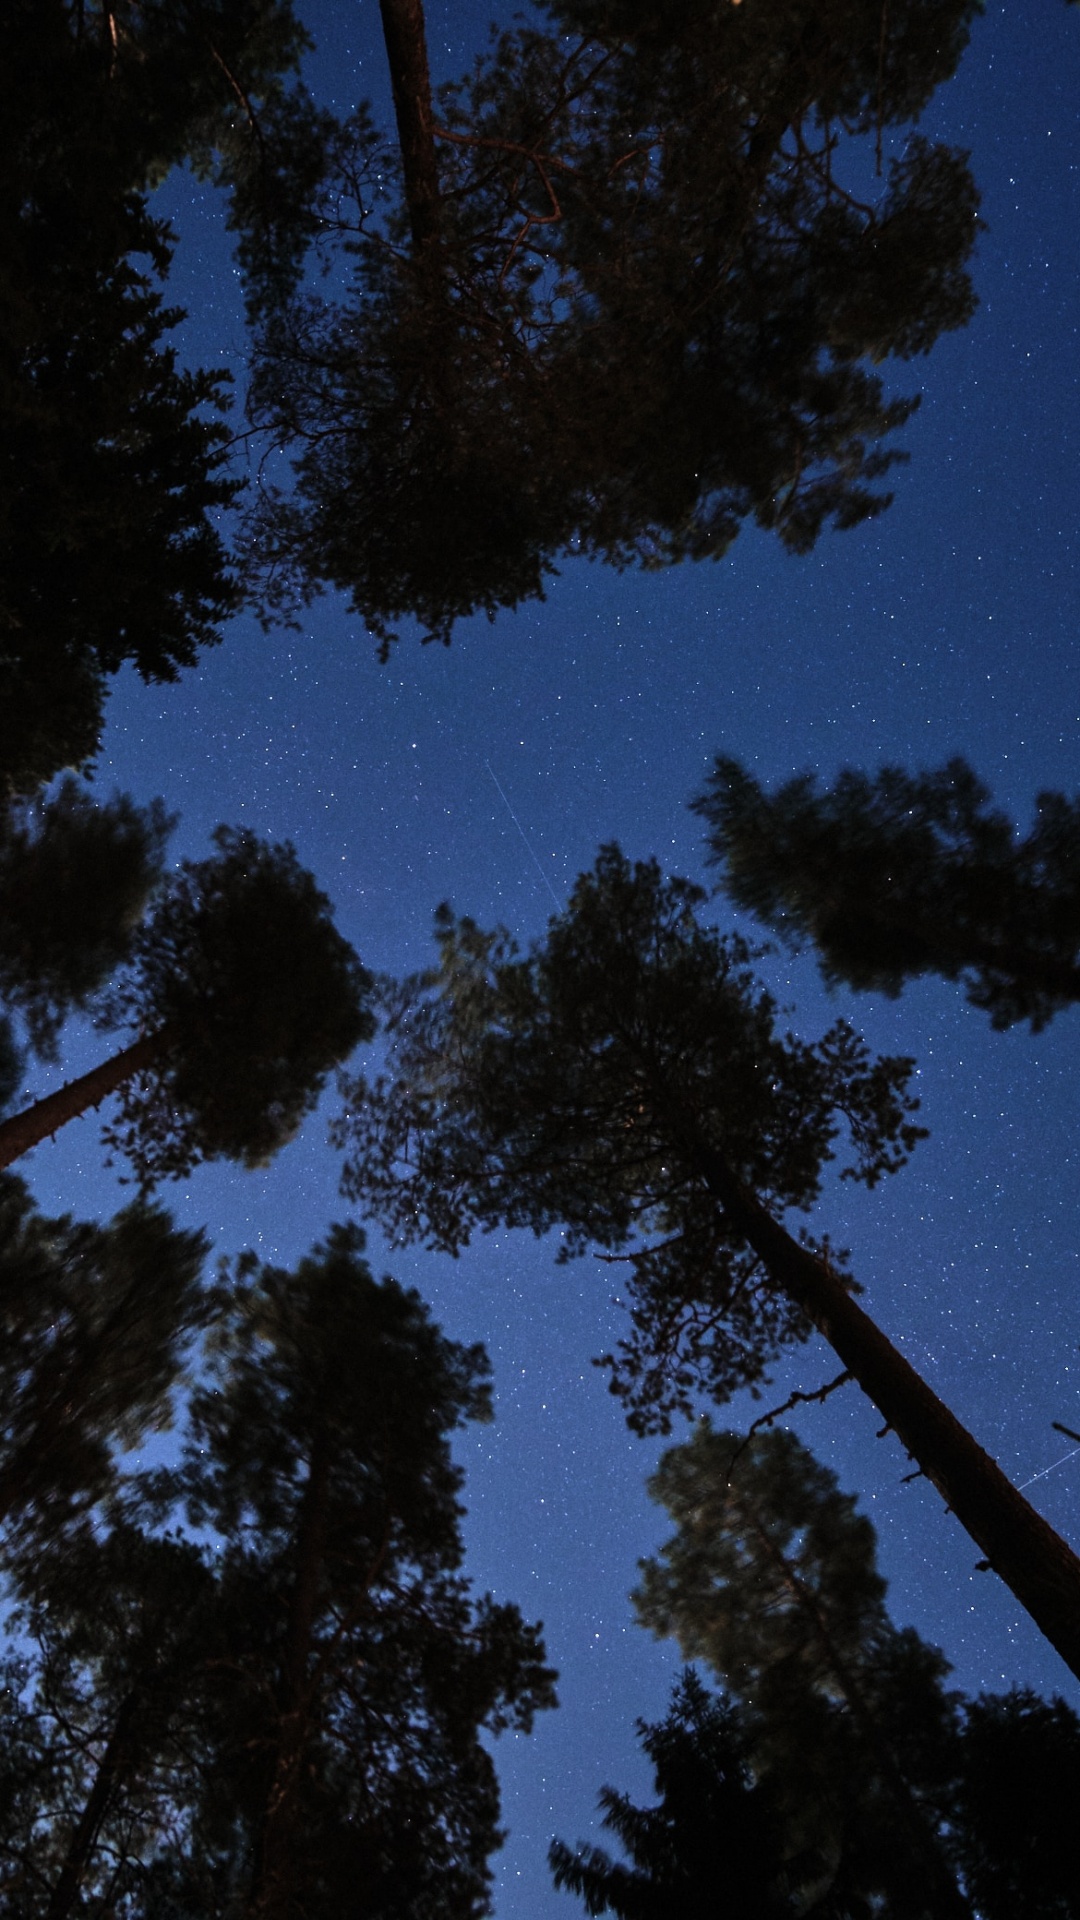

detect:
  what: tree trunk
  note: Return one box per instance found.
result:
[378,0,441,253]
[44,1688,143,1920]
[0,1030,165,1171]
[693,1139,1080,1685]
[247,1425,332,1920]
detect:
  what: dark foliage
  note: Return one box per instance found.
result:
[0,1228,555,1917]
[99,826,374,1182]
[0,780,173,1069]
[0,1,316,790]
[550,1671,802,1919]
[0,1172,210,1553]
[246,0,980,650]
[947,1688,1080,1919]
[335,844,923,1431]
[636,1424,967,1917]
[130,1224,556,1919]
[693,755,1080,1029]
[569,1425,1080,1919]
[0,1524,222,1919]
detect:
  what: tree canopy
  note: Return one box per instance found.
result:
[693,754,1080,1030]
[0,1226,557,1918]
[636,1424,968,1917]
[0,0,320,790]
[0,780,173,1076]
[0,1172,212,1553]
[244,0,981,650]
[550,1670,804,1919]
[558,1422,1080,1919]
[333,844,1080,1680]
[0,825,374,1183]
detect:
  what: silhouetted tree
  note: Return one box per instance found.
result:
[550,1671,805,1919]
[0,1227,555,1917]
[557,1429,1080,1920]
[692,755,1080,1031]
[635,1424,969,1917]
[335,845,1080,1681]
[0,0,320,788]
[0,1172,211,1552]
[130,1223,557,1920]
[245,0,981,652]
[948,1687,1080,1919]
[0,826,373,1183]
[0,780,173,1080]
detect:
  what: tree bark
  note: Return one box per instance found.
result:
[0,1030,165,1171]
[378,0,441,253]
[692,1139,1080,1686]
[247,1425,332,1920]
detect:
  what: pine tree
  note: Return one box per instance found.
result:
[556,1427,1080,1920]
[635,1424,969,1917]
[244,0,981,651]
[636,1422,1080,1917]
[0,1226,556,1916]
[335,845,1080,1681]
[948,1687,1080,1919]
[0,1,317,789]
[131,1223,557,1920]
[550,1671,802,1920]
[0,1523,218,1919]
[693,755,1080,1031]
[0,1172,211,1551]
[0,780,173,1080]
[0,826,373,1184]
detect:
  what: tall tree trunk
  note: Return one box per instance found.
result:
[247,1425,332,1920]
[0,1030,165,1171]
[691,1138,1080,1685]
[44,1688,143,1920]
[378,0,441,253]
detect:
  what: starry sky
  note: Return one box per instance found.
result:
[20,3,1080,1913]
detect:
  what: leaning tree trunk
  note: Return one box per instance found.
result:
[378,0,441,253]
[690,1136,1080,1685]
[0,1030,165,1172]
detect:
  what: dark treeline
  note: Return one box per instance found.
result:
[3,2,1080,1915]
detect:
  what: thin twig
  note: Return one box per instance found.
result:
[725,1367,853,1482]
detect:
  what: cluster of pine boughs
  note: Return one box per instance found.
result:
[3,1,1080,1914]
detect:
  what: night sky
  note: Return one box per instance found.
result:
[20,3,1080,1913]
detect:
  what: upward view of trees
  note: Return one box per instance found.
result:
[246,0,982,648]
[334,846,1080,1680]
[2,0,986,788]
[3,1,1080,1912]
[0,1172,213,1552]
